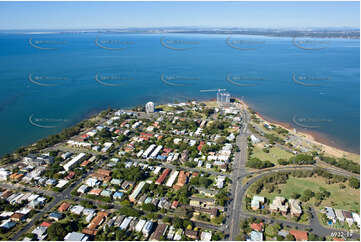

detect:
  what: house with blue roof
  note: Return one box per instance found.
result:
[144,197,152,204]
[113,191,124,200]
[0,219,16,230]
[49,212,63,221]
[247,231,263,241]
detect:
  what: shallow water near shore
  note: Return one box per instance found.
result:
[0,33,359,155]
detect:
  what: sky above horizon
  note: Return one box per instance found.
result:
[0,1,359,30]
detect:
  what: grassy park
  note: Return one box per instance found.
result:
[251,143,293,165]
[258,176,360,212]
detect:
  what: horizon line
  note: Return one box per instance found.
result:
[0,26,360,31]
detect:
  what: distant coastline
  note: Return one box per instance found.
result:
[0,27,359,39]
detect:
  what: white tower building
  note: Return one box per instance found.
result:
[216,89,230,106]
[145,102,155,113]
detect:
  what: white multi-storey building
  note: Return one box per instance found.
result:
[145,102,155,113]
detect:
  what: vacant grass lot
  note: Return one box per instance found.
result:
[259,176,360,212]
[251,143,293,164]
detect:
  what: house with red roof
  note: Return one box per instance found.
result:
[40,221,52,228]
[140,132,153,140]
[65,171,75,180]
[163,148,172,154]
[197,141,205,152]
[58,202,71,213]
[289,230,308,241]
[89,188,102,196]
[81,134,89,139]
[171,200,179,209]
[250,222,264,232]
[81,160,90,167]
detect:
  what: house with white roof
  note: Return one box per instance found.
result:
[32,226,48,240]
[251,196,265,210]
[167,226,175,240]
[120,217,133,230]
[56,179,69,188]
[334,209,345,223]
[86,178,100,187]
[63,153,86,171]
[64,232,89,241]
[250,135,260,144]
[173,228,183,241]
[325,207,336,223]
[77,185,89,194]
[70,205,84,215]
[200,231,212,241]
[135,219,146,233]
[352,213,360,228]
[0,168,10,181]
[248,231,263,241]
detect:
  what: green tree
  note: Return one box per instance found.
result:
[142,203,157,212]
[349,177,360,189]
[173,217,183,228]
[308,233,321,241]
[290,192,301,199]
[47,223,67,241]
[118,206,141,217]
[285,234,295,241]
[301,189,314,202]
[162,216,171,223]
[265,224,281,238]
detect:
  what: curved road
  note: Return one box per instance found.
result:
[231,169,360,240]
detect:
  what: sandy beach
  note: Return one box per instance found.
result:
[236,98,360,162]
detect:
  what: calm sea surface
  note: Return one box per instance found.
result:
[0,33,359,155]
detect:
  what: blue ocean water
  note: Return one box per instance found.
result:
[0,33,359,155]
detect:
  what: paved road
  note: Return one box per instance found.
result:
[5,105,360,240]
[12,194,62,240]
[226,108,249,240]
[9,153,108,240]
[236,170,360,240]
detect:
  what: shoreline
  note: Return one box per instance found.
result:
[236,98,360,159]
[1,97,359,161]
